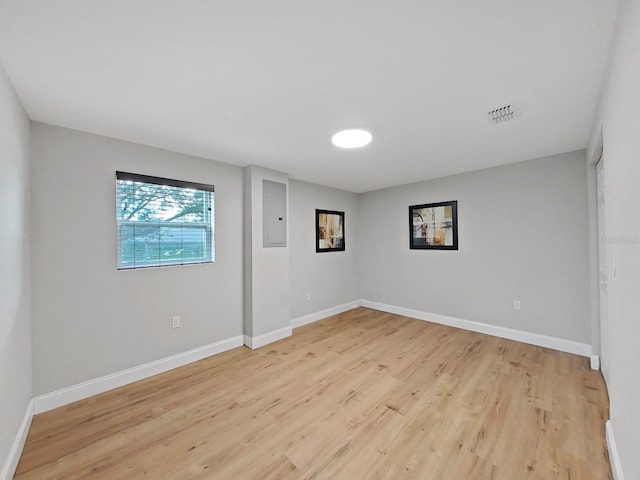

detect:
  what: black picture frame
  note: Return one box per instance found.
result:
[409,201,458,250]
[316,209,345,252]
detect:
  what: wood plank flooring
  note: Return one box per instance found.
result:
[15,307,611,479]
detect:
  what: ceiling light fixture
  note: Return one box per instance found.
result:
[331,129,372,149]
[488,104,515,123]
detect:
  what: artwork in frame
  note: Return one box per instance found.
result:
[316,209,345,252]
[409,200,458,250]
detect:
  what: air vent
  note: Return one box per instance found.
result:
[488,104,514,123]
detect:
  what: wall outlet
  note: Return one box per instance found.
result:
[306,293,311,302]
[172,316,181,328]
[513,299,521,310]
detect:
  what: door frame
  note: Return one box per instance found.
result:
[587,127,608,379]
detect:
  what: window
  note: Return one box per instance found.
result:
[116,171,215,269]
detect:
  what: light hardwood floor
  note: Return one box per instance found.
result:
[15,308,611,479]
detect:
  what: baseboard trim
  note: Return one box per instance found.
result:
[291,300,361,329]
[244,326,292,350]
[0,398,34,480]
[590,355,600,371]
[361,300,593,357]
[606,420,625,480]
[33,335,245,414]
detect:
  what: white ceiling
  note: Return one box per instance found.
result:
[0,0,619,192]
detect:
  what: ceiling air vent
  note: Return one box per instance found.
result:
[488,104,514,123]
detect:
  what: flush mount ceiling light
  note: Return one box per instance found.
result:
[331,129,372,149]
[488,104,515,123]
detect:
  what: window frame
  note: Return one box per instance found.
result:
[115,171,215,270]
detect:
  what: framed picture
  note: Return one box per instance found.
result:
[316,209,345,252]
[409,201,458,250]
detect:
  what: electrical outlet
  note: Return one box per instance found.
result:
[172,316,181,328]
[513,300,521,310]
[306,293,311,302]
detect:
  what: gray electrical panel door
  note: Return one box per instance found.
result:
[263,180,287,247]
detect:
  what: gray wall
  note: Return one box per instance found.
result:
[289,180,359,319]
[358,151,591,343]
[243,166,290,337]
[0,64,32,471]
[31,123,244,394]
[587,0,640,477]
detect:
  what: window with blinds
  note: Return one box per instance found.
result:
[116,172,215,269]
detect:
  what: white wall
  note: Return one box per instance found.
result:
[0,64,32,473]
[587,0,640,477]
[358,151,591,344]
[289,180,359,319]
[31,123,244,395]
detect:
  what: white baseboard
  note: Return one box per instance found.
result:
[590,355,600,371]
[606,420,625,480]
[33,335,245,414]
[291,300,361,329]
[0,398,34,480]
[361,300,593,357]
[244,326,292,350]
